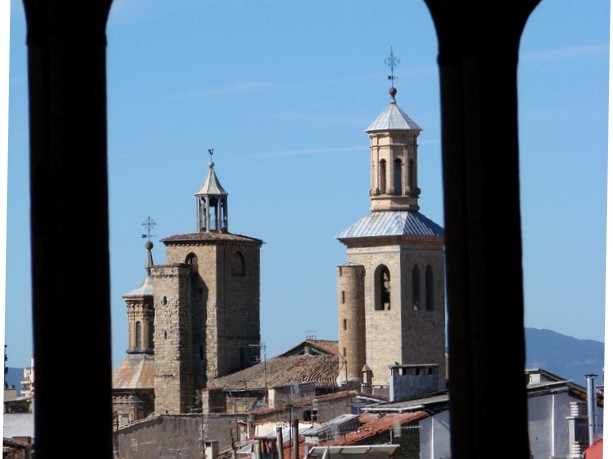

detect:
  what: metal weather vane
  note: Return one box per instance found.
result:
[385,46,400,87]
[141,216,157,241]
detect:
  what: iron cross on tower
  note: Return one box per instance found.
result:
[385,47,400,88]
[141,216,157,242]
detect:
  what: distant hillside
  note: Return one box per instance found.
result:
[524,327,604,386]
[2,328,604,393]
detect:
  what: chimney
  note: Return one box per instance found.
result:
[585,374,598,446]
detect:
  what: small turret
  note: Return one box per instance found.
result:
[195,149,229,233]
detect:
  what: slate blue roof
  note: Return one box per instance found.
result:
[366,99,422,132]
[336,211,444,240]
[195,160,227,197]
[123,275,154,298]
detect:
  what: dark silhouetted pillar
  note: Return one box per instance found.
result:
[21,1,114,457]
[422,1,541,458]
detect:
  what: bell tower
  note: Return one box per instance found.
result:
[368,84,422,212]
[151,149,263,414]
[337,51,446,393]
[196,148,228,233]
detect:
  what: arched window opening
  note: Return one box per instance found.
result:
[197,196,207,231]
[379,159,387,194]
[374,265,391,310]
[186,253,198,266]
[393,158,402,195]
[408,159,415,190]
[135,321,141,349]
[426,265,434,311]
[231,251,245,276]
[412,265,420,310]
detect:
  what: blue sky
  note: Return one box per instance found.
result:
[2,0,610,371]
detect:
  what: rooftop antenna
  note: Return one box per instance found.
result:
[384,46,400,101]
[304,330,318,340]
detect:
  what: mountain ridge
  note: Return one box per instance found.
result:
[524,326,604,386]
[3,327,605,393]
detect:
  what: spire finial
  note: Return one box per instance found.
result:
[141,216,156,273]
[385,46,399,101]
[208,148,214,167]
[141,216,156,242]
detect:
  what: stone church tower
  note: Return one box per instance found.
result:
[336,81,446,392]
[112,151,263,418]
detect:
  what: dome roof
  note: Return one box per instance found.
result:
[366,101,422,132]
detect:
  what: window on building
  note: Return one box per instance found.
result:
[379,159,387,194]
[394,158,402,195]
[135,321,141,349]
[231,251,245,276]
[374,265,391,310]
[413,265,420,310]
[341,291,345,303]
[426,264,434,311]
[409,158,415,191]
[186,252,198,266]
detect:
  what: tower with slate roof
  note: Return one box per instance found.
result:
[336,64,446,393]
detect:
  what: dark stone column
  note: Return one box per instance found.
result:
[422,2,541,458]
[21,1,114,457]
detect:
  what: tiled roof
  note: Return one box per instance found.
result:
[209,353,339,391]
[112,354,155,390]
[278,411,428,458]
[217,411,427,459]
[317,412,428,445]
[161,231,263,244]
[277,339,339,358]
[362,392,449,413]
[247,390,388,418]
[337,211,444,240]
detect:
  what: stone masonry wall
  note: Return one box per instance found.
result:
[337,263,366,385]
[151,264,193,414]
[163,239,261,389]
[345,237,445,389]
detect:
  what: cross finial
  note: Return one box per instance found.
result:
[141,216,157,242]
[385,46,399,88]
